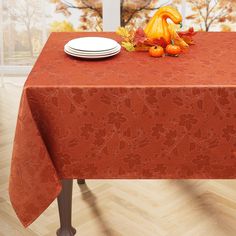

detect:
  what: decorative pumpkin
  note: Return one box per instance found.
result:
[144,6,182,44]
[166,43,181,56]
[149,46,164,57]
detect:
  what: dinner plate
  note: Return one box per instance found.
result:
[67,44,121,54]
[67,37,119,52]
[64,47,120,59]
[64,44,121,56]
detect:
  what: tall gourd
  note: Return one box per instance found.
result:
[144,6,182,44]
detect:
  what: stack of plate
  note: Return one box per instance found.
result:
[64,37,121,59]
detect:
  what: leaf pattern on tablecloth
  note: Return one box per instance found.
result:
[9,32,236,227]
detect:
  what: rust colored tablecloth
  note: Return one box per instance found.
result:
[9,32,236,227]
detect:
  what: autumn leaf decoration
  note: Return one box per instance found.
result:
[133,28,146,46]
[116,26,197,52]
[178,27,197,45]
[116,27,166,51]
[116,27,135,52]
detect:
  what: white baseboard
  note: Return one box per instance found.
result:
[0,66,32,75]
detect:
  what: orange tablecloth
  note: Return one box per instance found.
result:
[9,32,236,227]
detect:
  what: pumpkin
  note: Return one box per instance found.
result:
[166,43,181,56]
[149,46,164,57]
[144,6,182,44]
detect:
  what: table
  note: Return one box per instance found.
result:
[9,32,236,235]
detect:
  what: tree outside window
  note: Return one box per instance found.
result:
[186,0,236,32]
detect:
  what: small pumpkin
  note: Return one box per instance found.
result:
[144,6,182,44]
[166,43,181,56]
[149,46,164,57]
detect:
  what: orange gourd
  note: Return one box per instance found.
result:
[144,6,182,44]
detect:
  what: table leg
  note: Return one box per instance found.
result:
[77,179,85,185]
[57,179,76,236]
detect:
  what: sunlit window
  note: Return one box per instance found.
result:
[0,0,103,67]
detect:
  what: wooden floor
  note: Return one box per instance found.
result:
[1,80,236,236]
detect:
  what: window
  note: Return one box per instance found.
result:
[0,0,104,75]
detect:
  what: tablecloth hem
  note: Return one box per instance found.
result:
[20,183,62,228]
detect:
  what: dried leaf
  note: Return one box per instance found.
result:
[133,27,146,45]
[121,42,135,52]
[178,27,197,45]
[145,37,167,48]
[116,27,131,39]
[178,27,197,37]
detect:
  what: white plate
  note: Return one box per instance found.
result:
[65,44,121,55]
[67,43,121,53]
[64,44,121,56]
[64,47,120,59]
[67,37,119,52]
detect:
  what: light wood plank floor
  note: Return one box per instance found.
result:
[1,80,236,236]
